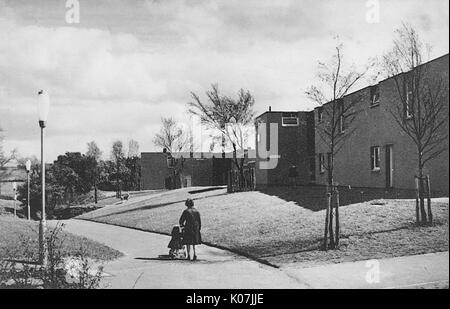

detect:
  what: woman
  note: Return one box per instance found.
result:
[179,198,202,260]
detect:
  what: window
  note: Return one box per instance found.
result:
[319,153,325,173]
[370,146,381,171]
[317,107,323,123]
[281,112,299,126]
[370,85,380,106]
[337,99,345,133]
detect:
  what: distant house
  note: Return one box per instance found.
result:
[140,152,232,190]
[0,166,27,198]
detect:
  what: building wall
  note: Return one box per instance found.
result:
[140,153,169,190]
[255,111,315,187]
[140,153,231,190]
[314,54,449,193]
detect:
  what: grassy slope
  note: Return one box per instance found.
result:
[79,188,449,267]
[0,216,123,261]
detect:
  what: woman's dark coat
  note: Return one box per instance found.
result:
[179,208,202,245]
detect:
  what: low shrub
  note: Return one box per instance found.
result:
[0,222,104,289]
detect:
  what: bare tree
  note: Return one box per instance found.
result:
[0,127,17,170]
[188,84,255,187]
[306,44,370,250]
[153,117,191,188]
[153,117,190,154]
[382,23,448,225]
[127,139,140,158]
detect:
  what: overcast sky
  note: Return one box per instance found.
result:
[0,0,448,162]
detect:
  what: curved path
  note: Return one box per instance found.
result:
[51,219,306,289]
[49,219,449,289]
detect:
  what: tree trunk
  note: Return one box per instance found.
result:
[94,184,98,204]
[327,184,335,249]
[418,166,427,225]
[323,191,330,250]
[335,188,340,247]
[426,175,433,224]
[415,177,420,224]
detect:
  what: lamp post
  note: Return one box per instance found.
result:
[25,160,31,220]
[37,90,50,266]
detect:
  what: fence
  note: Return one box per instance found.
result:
[227,167,256,193]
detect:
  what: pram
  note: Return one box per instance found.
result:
[168,225,187,259]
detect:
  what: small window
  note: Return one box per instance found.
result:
[317,107,323,123]
[281,112,299,126]
[370,85,380,106]
[370,146,381,171]
[319,153,325,173]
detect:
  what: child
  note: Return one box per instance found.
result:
[168,225,186,259]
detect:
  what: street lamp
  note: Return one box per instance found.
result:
[37,89,50,266]
[25,159,31,221]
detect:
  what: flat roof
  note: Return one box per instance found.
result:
[256,53,449,116]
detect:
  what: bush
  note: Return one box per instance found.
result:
[0,222,104,289]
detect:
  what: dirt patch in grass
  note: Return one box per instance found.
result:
[79,188,448,266]
[0,217,123,261]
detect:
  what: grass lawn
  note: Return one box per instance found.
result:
[79,187,449,267]
[0,216,123,261]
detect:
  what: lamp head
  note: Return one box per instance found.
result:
[37,90,50,127]
[25,160,31,172]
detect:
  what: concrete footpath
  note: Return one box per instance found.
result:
[50,219,306,289]
[50,219,449,289]
[282,251,449,289]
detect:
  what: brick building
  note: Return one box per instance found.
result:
[140,152,231,190]
[255,110,315,187]
[255,54,449,193]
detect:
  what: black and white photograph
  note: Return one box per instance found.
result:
[0,0,448,295]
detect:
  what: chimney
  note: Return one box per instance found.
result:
[269,106,272,112]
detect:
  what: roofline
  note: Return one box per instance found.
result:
[314,53,449,111]
[255,110,314,119]
[254,53,448,116]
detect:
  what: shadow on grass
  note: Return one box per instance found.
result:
[188,186,226,194]
[258,185,425,212]
[87,192,229,220]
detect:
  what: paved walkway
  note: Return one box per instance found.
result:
[282,252,449,289]
[50,219,306,289]
[51,219,449,289]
